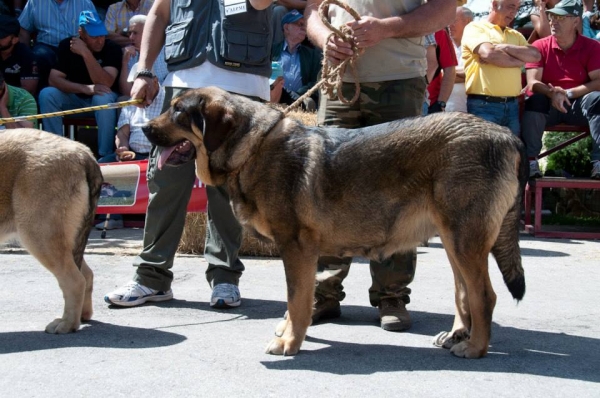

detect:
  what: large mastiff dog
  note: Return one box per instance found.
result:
[143,87,528,359]
[0,129,102,333]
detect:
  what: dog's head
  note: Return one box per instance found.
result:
[143,86,283,185]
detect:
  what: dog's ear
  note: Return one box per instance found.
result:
[200,101,235,153]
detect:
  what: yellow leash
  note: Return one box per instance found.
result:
[0,98,143,125]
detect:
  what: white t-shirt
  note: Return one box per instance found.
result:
[163,61,270,101]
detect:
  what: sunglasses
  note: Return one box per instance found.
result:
[548,14,574,22]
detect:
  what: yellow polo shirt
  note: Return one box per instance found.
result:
[462,21,527,97]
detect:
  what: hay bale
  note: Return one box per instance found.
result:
[178,108,317,256]
[178,212,279,256]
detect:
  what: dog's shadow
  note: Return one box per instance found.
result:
[0,321,186,354]
[261,306,600,383]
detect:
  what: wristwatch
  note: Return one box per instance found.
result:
[134,68,155,80]
[437,101,446,109]
[566,89,574,99]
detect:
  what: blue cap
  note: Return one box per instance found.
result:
[269,61,283,85]
[281,9,303,27]
[78,10,108,37]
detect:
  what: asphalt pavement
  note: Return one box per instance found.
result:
[0,228,598,397]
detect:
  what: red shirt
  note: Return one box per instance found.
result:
[427,29,458,105]
[526,34,600,90]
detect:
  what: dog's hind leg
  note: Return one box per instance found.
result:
[80,259,94,321]
[266,234,318,356]
[433,250,471,349]
[437,231,497,359]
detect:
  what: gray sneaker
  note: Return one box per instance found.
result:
[592,161,600,179]
[529,160,542,178]
[104,281,173,307]
[379,297,412,331]
[210,283,241,308]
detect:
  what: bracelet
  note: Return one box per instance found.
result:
[134,69,155,79]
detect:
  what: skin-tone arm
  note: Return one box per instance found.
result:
[132,0,273,105]
[276,0,307,9]
[18,27,30,46]
[455,64,465,83]
[70,37,118,87]
[115,124,133,160]
[306,0,455,65]
[426,45,438,84]
[476,42,540,67]
[0,88,34,128]
[438,65,456,103]
[531,0,552,38]
[48,68,115,96]
[119,45,137,96]
[130,0,168,105]
[527,67,600,113]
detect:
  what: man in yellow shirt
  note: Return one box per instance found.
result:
[462,0,541,135]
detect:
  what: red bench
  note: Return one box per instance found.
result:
[523,124,600,239]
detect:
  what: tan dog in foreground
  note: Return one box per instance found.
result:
[0,129,103,333]
[143,87,528,359]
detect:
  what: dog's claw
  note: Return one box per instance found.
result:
[265,337,300,356]
[433,329,470,349]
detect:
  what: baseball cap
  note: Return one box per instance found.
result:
[546,0,583,17]
[78,10,108,37]
[281,9,303,27]
[0,15,21,39]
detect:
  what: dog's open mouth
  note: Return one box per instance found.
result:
[158,140,196,170]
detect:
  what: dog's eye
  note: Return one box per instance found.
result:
[172,111,182,120]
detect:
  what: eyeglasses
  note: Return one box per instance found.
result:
[548,14,574,22]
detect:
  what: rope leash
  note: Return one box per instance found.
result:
[283,0,363,115]
[0,98,143,125]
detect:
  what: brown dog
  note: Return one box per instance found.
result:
[0,129,102,333]
[143,87,528,359]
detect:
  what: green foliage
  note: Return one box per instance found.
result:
[544,214,600,227]
[543,132,593,177]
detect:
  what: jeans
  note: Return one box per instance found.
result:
[39,87,118,158]
[467,97,520,136]
[521,92,600,162]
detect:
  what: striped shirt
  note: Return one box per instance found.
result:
[18,0,97,48]
[117,85,165,154]
[6,84,38,129]
[104,0,154,34]
[127,47,169,84]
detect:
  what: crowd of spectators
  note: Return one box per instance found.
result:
[0,0,599,186]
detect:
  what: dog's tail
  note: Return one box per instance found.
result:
[73,155,104,269]
[491,140,528,301]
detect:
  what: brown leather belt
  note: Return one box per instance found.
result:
[468,94,517,103]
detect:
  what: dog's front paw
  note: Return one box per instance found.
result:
[45,318,79,334]
[450,341,486,359]
[265,337,300,356]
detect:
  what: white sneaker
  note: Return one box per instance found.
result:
[529,160,542,178]
[95,218,124,230]
[210,283,241,308]
[104,281,173,307]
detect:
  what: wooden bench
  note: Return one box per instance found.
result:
[523,124,600,239]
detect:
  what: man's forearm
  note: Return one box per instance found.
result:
[503,45,541,63]
[49,74,88,95]
[382,0,455,39]
[438,66,456,102]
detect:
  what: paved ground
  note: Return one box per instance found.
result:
[0,228,599,397]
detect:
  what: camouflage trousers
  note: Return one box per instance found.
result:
[315,77,427,307]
